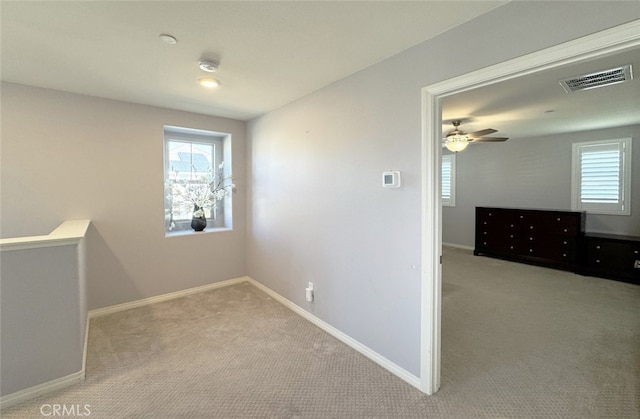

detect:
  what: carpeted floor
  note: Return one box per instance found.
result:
[2,247,639,418]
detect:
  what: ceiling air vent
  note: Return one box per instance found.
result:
[559,64,633,93]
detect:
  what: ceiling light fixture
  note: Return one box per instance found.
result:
[444,134,469,152]
[159,34,177,45]
[443,120,470,152]
[198,77,221,88]
[199,59,220,73]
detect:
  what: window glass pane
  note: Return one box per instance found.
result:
[163,126,232,234]
[167,140,215,221]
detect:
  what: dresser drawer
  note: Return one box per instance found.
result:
[474,207,585,271]
[581,234,640,283]
[475,208,517,252]
[585,240,640,270]
[544,214,579,235]
[530,238,577,264]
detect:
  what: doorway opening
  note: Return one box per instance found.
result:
[419,20,640,395]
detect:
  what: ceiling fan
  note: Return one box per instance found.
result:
[443,120,508,152]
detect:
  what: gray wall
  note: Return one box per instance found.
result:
[248,2,640,376]
[0,83,247,310]
[1,1,638,382]
[443,125,640,248]
[1,244,83,395]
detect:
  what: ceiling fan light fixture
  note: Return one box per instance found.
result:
[444,134,469,152]
[442,120,506,150]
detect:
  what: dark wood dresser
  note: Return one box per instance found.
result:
[474,207,585,271]
[580,233,640,285]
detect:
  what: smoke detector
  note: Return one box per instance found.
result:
[559,64,633,93]
[199,59,220,73]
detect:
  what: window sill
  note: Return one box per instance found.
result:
[571,206,630,216]
[165,227,232,238]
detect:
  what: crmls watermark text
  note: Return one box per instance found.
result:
[40,404,91,417]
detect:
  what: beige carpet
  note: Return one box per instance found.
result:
[2,247,639,418]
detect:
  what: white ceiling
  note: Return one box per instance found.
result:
[441,47,640,141]
[3,2,638,138]
[1,0,507,121]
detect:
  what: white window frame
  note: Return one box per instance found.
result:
[163,125,233,235]
[441,154,456,207]
[571,137,632,215]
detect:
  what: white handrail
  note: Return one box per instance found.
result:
[0,219,91,251]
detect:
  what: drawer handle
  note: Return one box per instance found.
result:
[510,235,514,238]
[484,221,487,225]
[529,249,533,252]
[529,237,533,241]
[596,259,600,263]
[530,226,534,229]
[563,241,567,245]
[563,253,567,257]
[634,250,639,254]
[510,224,514,227]
[563,229,568,233]
[510,246,514,249]
[596,245,600,249]
[483,242,487,245]
[557,217,561,221]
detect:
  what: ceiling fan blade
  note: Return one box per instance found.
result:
[468,128,497,138]
[471,137,509,142]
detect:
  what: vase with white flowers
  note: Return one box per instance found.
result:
[167,162,234,232]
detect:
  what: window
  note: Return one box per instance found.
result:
[441,154,456,207]
[164,126,232,234]
[571,138,632,215]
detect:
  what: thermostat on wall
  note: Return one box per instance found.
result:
[382,171,401,188]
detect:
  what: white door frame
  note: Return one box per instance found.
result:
[420,19,640,395]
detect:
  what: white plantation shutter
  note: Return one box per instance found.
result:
[572,138,632,215]
[580,143,621,203]
[441,154,455,206]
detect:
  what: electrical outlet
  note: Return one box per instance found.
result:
[305,282,314,302]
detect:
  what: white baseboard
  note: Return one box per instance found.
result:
[90,275,421,390]
[1,277,250,409]
[2,274,421,408]
[81,314,90,380]
[0,371,84,410]
[442,242,474,251]
[246,277,422,391]
[88,276,250,318]
[2,318,89,410]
